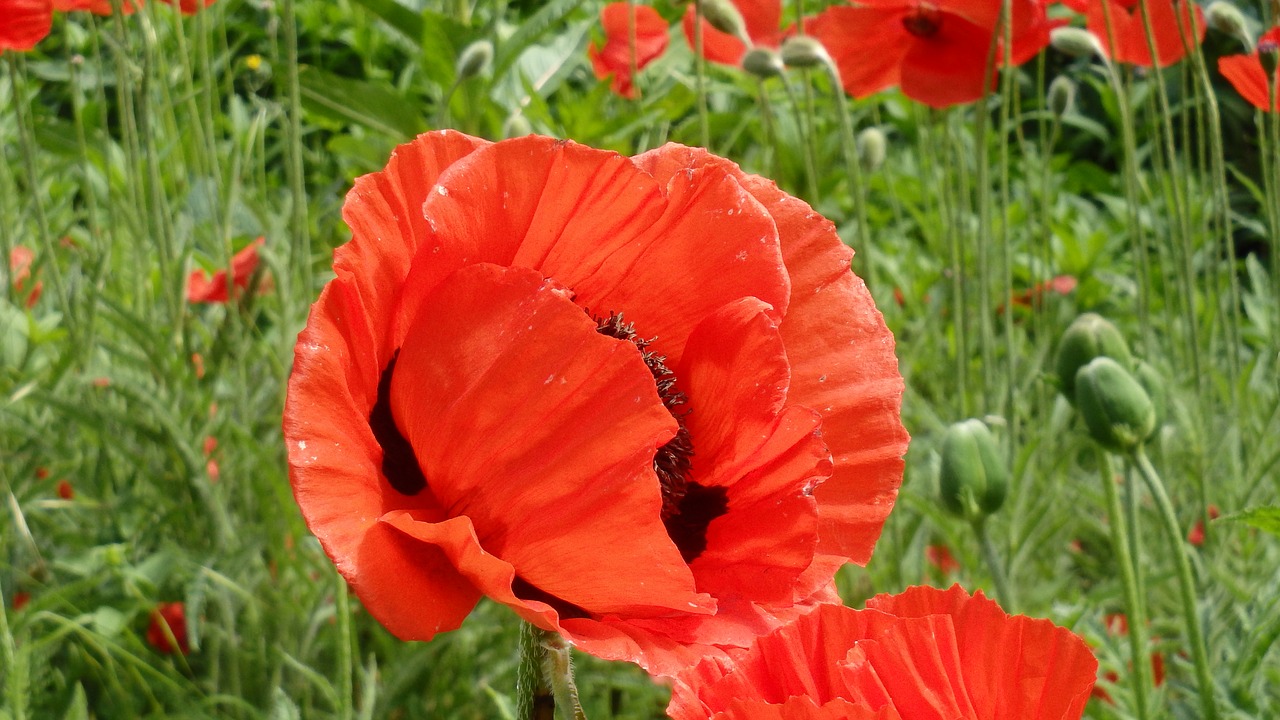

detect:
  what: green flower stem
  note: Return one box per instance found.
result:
[756,78,778,179]
[0,586,25,720]
[780,77,820,202]
[517,622,587,720]
[335,575,354,719]
[973,518,1014,612]
[1100,451,1152,720]
[1132,446,1218,720]
[822,65,871,284]
[692,1,709,149]
[282,0,313,295]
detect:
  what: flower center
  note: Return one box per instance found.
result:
[902,4,942,38]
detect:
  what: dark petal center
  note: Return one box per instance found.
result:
[663,482,730,564]
[511,576,591,620]
[902,5,942,38]
[369,350,428,496]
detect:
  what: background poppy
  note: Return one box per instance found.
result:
[1219,28,1280,112]
[0,0,53,52]
[588,2,670,98]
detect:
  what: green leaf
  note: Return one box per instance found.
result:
[297,66,426,140]
[493,0,590,81]
[1230,506,1280,538]
[346,0,422,45]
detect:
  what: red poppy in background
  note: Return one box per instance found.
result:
[56,479,74,499]
[158,0,211,14]
[12,591,31,611]
[146,602,190,655]
[0,0,53,51]
[1219,28,1280,112]
[588,3,670,99]
[668,584,1098,719]
[925,543,960,574]
[1187,504,1220,546]
[187,237,265,304]
[809,0,1061,108]
[9,246,43,308]
[1060,0,1203,67]
[1093,611,1165,704]
[1000,274,1076,313]
[683,0,783,66]
[52,0,139,15]
[284,130,907,676]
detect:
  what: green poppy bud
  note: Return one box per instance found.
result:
[1048,76,1076,117]
[456,40,493,82]
[856,127,887,172]
[1132,360,1166,440]
[700,0,751,45]
[502,113,533,139]
[1206,1,1253,51]
[781,36,833,70]
[939,419,1009,521]
[1075,357,1156,452]
[1260,41,1280,78]
[1056,313,1133,403]
[1050,27,1104,59]
[743,47,785,78]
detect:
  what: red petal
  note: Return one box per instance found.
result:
[682,0,785,66]
[0,0,52,52]
[1219,54,1276,112]
[591,3,669,97]
[809,7,911,99]
[899,14,995,108]
[389,263,705,617]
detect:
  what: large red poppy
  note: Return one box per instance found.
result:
[0,0,54,51]
[1219,28,1280,112]
[187,236,265,304]
[682,0,784,67]
[668,584,1098,719]
[588,3,670,99]
[808,0,1060,108]
[283,131,907,676]
[1060,0,1203,67]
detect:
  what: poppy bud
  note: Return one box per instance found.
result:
[1132,360,1166,439]
[1260,40,1280,78]
[1048,76,1076,117]
[502,113,533,139]
[1055,313,1133,402]
[1075,357,1156,452]
[700,0,750,44]
[1050,27,1104,59]
[742,47,785,79]
[938,419,1008,522]
[456,40,493,82]
[856,127,887,172]
[781,35,833,70]
[1206,2,1253,50]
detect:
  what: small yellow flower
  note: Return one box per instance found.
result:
[245,54,263,71]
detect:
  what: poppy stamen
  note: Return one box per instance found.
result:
[902,4,942,38]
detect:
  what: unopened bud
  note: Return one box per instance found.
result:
[938,419,1009,522]
[456,40,493,82]
[1260,39,1280,78]
[1206,1,1253,51]
[1048,76,1076,117]
[502,114,532,139]
[701,0,750,45]
[742,47,785,78]
[1056,313,1133,402]
[1075,357,1156,452]
[1132,360,1166,440]
[781,35,832,70]
[1051,26,1104,59]
[856,127,887,172]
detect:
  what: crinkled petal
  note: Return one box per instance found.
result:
[809,7,912,99]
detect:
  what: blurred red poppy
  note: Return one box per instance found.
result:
[588,3,669,99]
[1002,274,1076,313]
[1187,504,1220,546]
[12,591,31,611]
[9,246,43,308]
[187,237,265,304]
[56,479,74,499]
[0,0,53,51]
[809,0,1061,108]
[52,0,139,15]
[147,602,190,655]
[284,130,907,676]
[1060,0,1203,67]
[158,0,211,14]
[668,584,1097,719]
[925,543,960,574]
[682,0,783,66]
[1219,28,1280,112]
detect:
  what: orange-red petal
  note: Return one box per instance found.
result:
[809,7,912,99]
[589,2,669,98]
[682,0,784,66]
[899,14,995,108]
[1220,53,1278,112]
[0,0,53,51]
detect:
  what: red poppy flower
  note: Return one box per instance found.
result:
[1219,29,1280,112]
[1186,504,1220,546]
[1060,0,1203,67]
[809,0,1061,108]
[158,0,211,14]
[146,602,191,655]
[668,584,1098,719]
[682,0,783,66]
[12,591,31,611]
[9,246,43,308]
[56,479,74,499]
[52,0,139,14]
[283,131,907,676]
[588,3,669,99]
[187,237,265,304]
[0,0,53,51]
[1002,273,1076,313]
[925,543,960,574]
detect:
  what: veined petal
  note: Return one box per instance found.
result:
[809,7,911,99]
[1219,54,1276,112]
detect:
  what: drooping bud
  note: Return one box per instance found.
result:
[1206,1,1253,51]
[502,113,533,139]
[856,127,887,172]
[1132,360,1166,440]
[1055,313,1133,402]
[1051,27,1105,59]
[1260,38,1280,78]
[1075,357,1156,452]
[742,47,785,78]
[1048,76,1077,117]
[701,0,751,45]
[456,40,493,82]
[938,419,1009,522]
[781,35,833,70]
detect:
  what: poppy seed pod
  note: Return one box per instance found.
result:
[856,127,887,172]
[1050,27,1104,59]
[1206,1,1252,50]
[1075,357,1156,452]
[455,40,493,81]
[781,35,833,70]
[700,0,750,45]
[1048,76,1076,117]
[742,47,785,78]
[938,419,1008,521]
[1055,313,1133,403]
